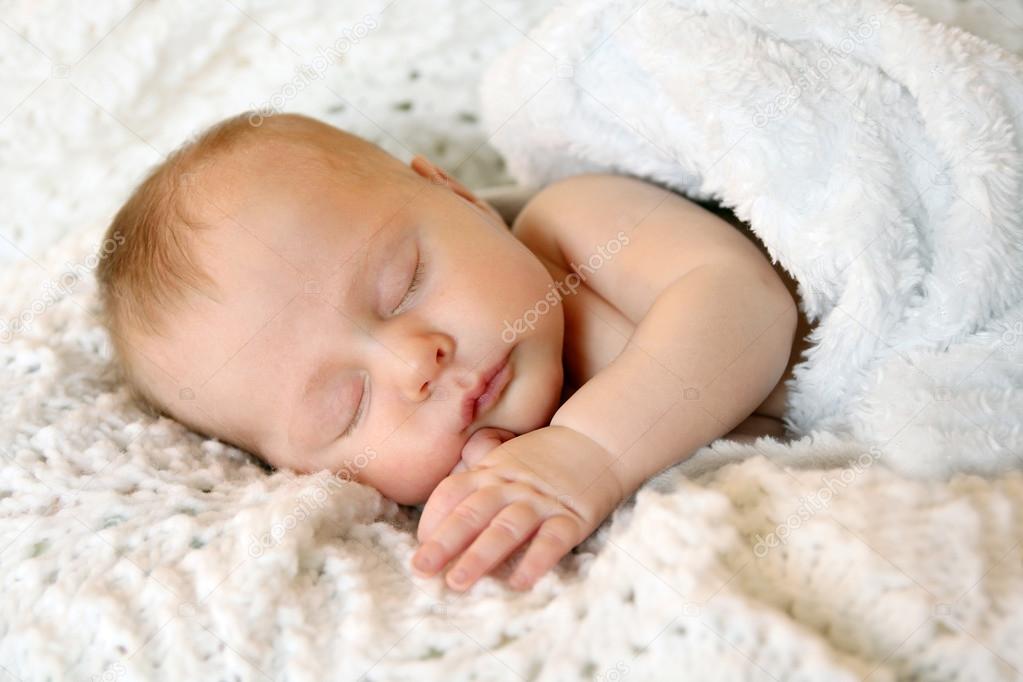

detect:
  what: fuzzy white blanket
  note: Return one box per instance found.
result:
[481,0,1023,481]
[3,0,1023,680]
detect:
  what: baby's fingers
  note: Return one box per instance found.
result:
[412,486,508,578]
[444,501,543,591]
[507,516,580,590]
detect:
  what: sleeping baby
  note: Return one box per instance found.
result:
[96,112,807,592]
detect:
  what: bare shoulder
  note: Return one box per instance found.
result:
[510,172,792,325]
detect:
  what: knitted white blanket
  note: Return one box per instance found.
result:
[3,1,1023,680]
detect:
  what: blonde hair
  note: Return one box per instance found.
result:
[95,111,404,446]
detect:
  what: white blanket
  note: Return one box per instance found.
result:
[481,0,1023,481]
[4,1,1023,680]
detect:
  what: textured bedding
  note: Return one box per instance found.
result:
[2,0,1023,680]
[481,0,1023,480]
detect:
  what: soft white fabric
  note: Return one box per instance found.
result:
[3,0,1023,680]
[481,0,1023,481]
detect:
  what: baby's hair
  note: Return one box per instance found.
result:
[95,110,403,461]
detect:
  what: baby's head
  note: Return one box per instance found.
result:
[96,111,565,504]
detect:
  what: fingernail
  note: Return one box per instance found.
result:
[414,550,435,572]
[449,569,467,585]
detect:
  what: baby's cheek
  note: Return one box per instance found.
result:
[365,443,460,505]
[431,444,463,482]
[356,421,465,499]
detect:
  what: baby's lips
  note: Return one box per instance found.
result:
[459,427,517,470]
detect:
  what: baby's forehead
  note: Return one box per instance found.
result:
[207,132,410,215]
[187,182,372,299]
[192,138,332,206]
[182,137,431,292]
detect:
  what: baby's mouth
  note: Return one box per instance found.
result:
[474,356,512,419]
[457,344,515,431]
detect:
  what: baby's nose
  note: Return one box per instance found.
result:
[396,333,455,402]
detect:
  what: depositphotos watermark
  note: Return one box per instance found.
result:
[0,230,126,343]
[594,661,630,682]
[247,446,378,558]
[751,446,881,557]
[88,662,126,682]
[247,13,380,126]
[502,231,631,343]
[752,14,881,128]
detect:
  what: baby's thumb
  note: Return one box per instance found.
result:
[460,427,517,468]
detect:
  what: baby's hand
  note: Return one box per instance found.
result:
[450,426,517,475]
[411,425,625,591]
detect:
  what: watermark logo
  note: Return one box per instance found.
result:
[88,662,127,682]
[594,661,630,682]
[248,14,380,125]
[752,446,881,557]
[0,230,126,343]
[502,231,631,343]
[247,446,378,557]
[752,14,882,128]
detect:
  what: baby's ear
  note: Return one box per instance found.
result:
[409,155,507,227]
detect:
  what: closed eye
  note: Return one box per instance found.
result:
[391,255,425,315]
[339,373,369,439]
[338,257,424,441]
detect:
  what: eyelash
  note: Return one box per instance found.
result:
[341,373,369,438]
[339,258,425,439]
[392,257,426,315]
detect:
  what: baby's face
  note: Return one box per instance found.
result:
[144,149,565,505]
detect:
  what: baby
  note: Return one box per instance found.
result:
[96,112,806,592]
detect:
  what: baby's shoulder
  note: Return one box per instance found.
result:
[511,172,775,326]
[506,177,641,397]
[507,173,649,278]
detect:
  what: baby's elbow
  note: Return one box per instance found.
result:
[732,259,800,354]
[770,280,800,372]
[772,276,799,332]
[765,272,799,351]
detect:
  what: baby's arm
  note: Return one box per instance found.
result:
[552,262,796,500]
[541,174,798,498]
[412,174,797,589]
